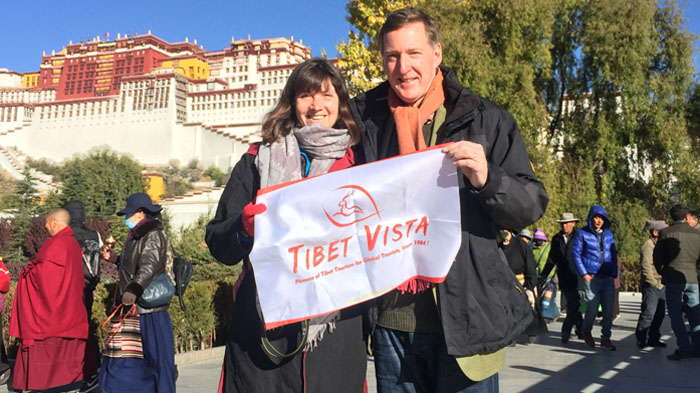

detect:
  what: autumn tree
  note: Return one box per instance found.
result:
[338,0,698,270]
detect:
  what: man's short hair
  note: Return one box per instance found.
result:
[670,203,690,222]
[378,7,440,55]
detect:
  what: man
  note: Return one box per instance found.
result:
[572,205,618,350]
[541,213,582,343]
[10,209,93,391]
[635,220,668,348]
[350,8,548,392]
[653,204,700,360]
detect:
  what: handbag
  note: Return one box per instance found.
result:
[120,263,175,309]
[138,272,175,309]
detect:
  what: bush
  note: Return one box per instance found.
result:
[169,282,216,352]
[24,215,48,260]
[1,281,18,358]
[0,219,13,255]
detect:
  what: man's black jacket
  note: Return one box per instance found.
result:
[349,66,549,356]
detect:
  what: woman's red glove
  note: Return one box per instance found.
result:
[241,202,267,236]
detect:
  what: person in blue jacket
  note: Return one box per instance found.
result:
[572,205,618,350]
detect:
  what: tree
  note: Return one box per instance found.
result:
[57,150,146,217]
[339,0,698,269]
[6,168,41,261]
[337,0,416,95]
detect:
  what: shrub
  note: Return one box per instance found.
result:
[0,219,13,254]
[1,282,17,358]
[169,282,216,353]
[24,215,48,260]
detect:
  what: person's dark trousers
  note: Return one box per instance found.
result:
[665,283,700,353]
[635,284,666,345]
[83,284,100,374]
[373,326,498,393]
[560,288,582,340]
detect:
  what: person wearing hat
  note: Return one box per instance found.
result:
[532,228,551,278]
[541,212,583,343]
[518,229,533,245]
[635,220,668,348]
[99,192,176,392]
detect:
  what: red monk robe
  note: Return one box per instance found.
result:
[10,226,93,390]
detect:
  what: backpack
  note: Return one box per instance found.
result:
[82,239,101,288]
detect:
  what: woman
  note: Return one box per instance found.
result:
[206,58,367,393]
[498,229,548,343]
[100,192,176,392]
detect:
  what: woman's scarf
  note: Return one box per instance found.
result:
[255,123,350,351]
[388,69,445,294]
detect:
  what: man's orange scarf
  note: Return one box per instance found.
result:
[388,70,445,154]
[387,69,445,295]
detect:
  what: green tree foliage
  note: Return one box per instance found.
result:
[6,168,41,261]
[339,0,697,270]
[172,213,241,281]
[56,150,145,217]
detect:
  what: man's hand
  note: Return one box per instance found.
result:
[122,291,137,305]
[442,141,488,189]
[583,274,592,283]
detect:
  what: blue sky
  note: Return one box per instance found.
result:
[1,0,699,77]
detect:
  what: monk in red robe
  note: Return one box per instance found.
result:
[10,208,95,391]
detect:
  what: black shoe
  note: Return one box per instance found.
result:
[637,340,646,348]
[647,340,667,348]
[561,329,571,344]
[667,349,693,360]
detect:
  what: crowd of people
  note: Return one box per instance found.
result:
[1,6,698,393]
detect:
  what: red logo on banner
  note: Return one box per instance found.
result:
[323,185,381,227]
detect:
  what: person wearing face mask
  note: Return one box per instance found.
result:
[205,58,366,393]
[99,192,176,393]
[572,205,618,350]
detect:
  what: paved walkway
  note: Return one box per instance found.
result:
[2,292,699,392]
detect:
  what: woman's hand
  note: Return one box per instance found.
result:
[122,291,137,305]
[241,202,267,236]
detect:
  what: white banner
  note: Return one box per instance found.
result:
[249,145,461,329]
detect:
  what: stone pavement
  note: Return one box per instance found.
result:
[2,292,699,392]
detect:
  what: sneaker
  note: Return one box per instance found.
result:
[647,340,667,348]
[600,338,616,350]
[583,332,595,348]
[667,349,693,360]
[637,340,647,348]
[78,375,99,393]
